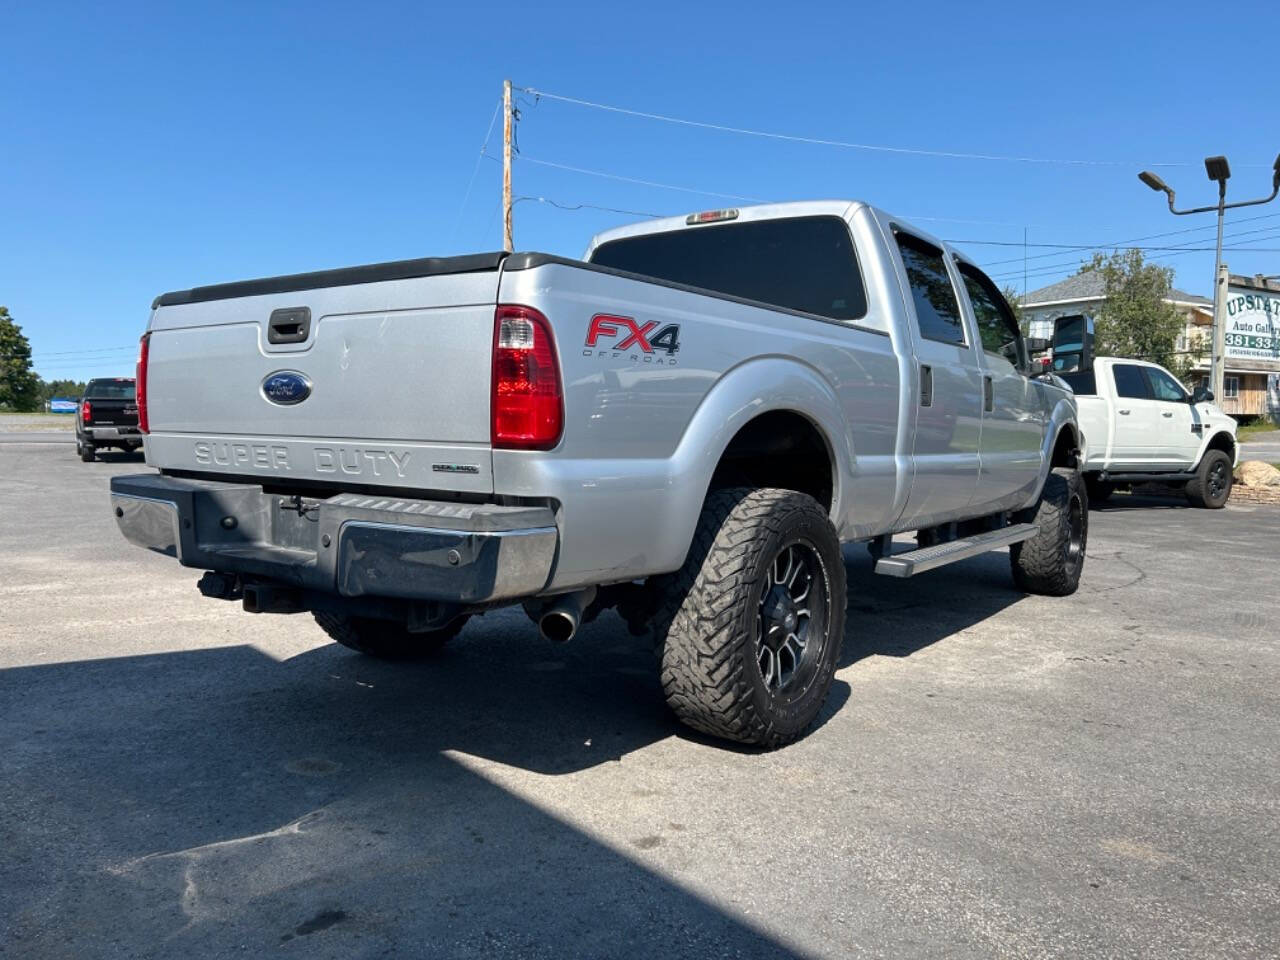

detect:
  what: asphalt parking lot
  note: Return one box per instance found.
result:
[2,432,1277,959]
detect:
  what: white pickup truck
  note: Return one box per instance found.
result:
[1057,357,1238,508]
[111,201,1090,747]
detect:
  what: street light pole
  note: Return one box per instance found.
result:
[1211,177,1227,400]
[1138,154,1280,401]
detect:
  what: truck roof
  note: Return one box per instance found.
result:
[584,200,968,266]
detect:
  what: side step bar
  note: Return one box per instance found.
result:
[874,523,1039,578]
[1098,470,1197,483]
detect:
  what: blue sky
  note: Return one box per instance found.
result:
[3,0,1278,383]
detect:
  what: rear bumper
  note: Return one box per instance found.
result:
[84,425,142,441]
[109,474,557,604]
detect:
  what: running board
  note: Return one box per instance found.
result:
[1098,471,1197,483]
[874,523,1039,578]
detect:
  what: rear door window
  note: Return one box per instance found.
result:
[893,230,966,346]
[589,215,867,321]
[1112,364,1150,399]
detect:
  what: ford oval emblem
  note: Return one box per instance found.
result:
[261,370,312,406]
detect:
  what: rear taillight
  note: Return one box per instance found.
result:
[491,305,563,450]
[81,399,92,422]
[136,333,150,434]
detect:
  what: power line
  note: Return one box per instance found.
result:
[965,239,1280,255]
[450,98,503,246]
[988,230,1280,285]
[492,151,771,203]
[974,211,1280,268]
[514,196,668,219]
[992,247,1215,285]
[516,85,1253,169]
[983,224,1280,282]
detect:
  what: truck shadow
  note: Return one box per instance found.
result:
[837,546,1024,667]
[3,551,1027,956]
[2,623,807,958]
[1090,491,1193,512]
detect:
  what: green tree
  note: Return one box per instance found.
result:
[1085,250,1190,378]
[0,306,41,412]
[1000,285,1026,335]
[37,378,88,404]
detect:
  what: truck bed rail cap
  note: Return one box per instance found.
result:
[152,252,509,309]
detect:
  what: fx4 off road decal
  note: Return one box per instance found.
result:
[584,314,680,365]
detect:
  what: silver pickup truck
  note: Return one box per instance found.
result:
[111,201,1088,747]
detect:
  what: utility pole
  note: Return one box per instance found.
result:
[502,79,513,252]
[1138,154,1279,399]
[1212,261,1229,400]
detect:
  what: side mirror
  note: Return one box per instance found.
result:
[1191,385,1214,403]
[1051,314,1094,373]
[1024,336,1050,355]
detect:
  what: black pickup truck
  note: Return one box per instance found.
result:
[75,378,142,462]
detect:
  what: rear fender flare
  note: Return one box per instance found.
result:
[650,357,852,576]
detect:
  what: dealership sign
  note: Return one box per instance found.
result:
[1223,285,1280,362]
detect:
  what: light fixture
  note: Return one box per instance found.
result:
[1139,171,1170,194]
[1204,155,1231,183]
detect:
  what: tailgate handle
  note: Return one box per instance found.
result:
[267,306,311,344]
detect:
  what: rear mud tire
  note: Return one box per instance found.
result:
[1185,449,1232,509]
[655,487,846,749]
[1011,467,1087,596]
[79,442,95,463]
[313,612,468,659]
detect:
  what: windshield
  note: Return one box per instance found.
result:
[86,379,136,400]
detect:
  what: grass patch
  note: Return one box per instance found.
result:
[1236,421,1278,443]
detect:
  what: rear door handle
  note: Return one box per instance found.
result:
[1118,409,1131,415]
[1162,411,1174,418]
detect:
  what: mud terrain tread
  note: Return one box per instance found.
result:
[657,487,842,747]
[1010,468,1086,596]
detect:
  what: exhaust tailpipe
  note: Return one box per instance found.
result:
[537,587,597,644]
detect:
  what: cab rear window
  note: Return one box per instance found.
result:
[86,379,136,400]
[589,215,868,321]
[1058,371,1096,395]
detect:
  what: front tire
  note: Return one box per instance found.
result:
[1011,467,1087,596]
[313,612,468,659]
[657,488,846,748]
[1185,449,1232,509]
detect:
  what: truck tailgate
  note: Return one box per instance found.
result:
[144,255,504,494]
[85,398,138,427]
